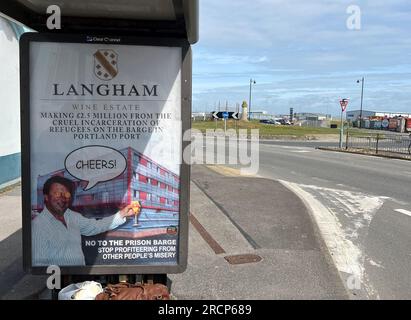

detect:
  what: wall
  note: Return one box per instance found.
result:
[346,110,375,121]
[0,16,21,187]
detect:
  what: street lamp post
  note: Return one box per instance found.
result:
[339,98,349,149]
[248,78,256,120]
[357,77,364,128]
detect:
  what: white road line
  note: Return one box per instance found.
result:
[278,180,364,280]
[368,259,384,269]
[279,180,383,299]
[394,209,411,217]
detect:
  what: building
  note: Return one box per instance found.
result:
[346,110,411,122]
[192,112,211,121]
[294,113,332,121]
[34,147,180,232]
[249,110,274,120]
[0,16,29,188]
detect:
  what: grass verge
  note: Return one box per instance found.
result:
[192,120,372,139]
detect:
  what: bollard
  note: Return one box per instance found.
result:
[345,128,349,150]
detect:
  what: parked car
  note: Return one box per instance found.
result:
[259,119,281,125]
[278,119,292,125]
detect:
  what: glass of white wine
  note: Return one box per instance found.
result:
[132,201,141,227]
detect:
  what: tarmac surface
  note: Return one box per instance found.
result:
[169,166,347,299]
[0,165,348,299]
[253,142,411,299]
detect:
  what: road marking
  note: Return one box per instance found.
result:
[394,209,411,217]
[279,180,384,299]
[368,259,384,269]
[205,165,256,177]
[279,180,364,279]
[391,199,409,206]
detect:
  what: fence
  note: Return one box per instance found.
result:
[346,133,411,159]
[300,120,330,128]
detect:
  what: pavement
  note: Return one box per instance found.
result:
[0,164,348,300]
[0,185,47,299]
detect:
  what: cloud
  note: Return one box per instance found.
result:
[194,52,268,65]
[193,0,411,115]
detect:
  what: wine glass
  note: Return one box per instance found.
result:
[132,201,141,227]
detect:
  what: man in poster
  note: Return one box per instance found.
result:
[32,176,139,266]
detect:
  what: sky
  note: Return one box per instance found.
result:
[192,0,411,116]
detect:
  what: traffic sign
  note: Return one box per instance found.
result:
[212,111,239,120]
[340,99,349,112]
[339,98,349,149]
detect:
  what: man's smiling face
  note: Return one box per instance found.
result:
[45,183,71,216]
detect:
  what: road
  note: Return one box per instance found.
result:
[200,137,411,299]
[255,142,411,299]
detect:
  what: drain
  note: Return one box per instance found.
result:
[224,254,262,265]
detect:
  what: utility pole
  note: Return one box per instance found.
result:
[248,79,256,121]
[357,77,364,128]
[339,98,349,149]
[225,101,228,132]
[235,103,239,131]
[215,101,218,129]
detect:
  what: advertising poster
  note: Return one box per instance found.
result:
[21,34,189,273]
